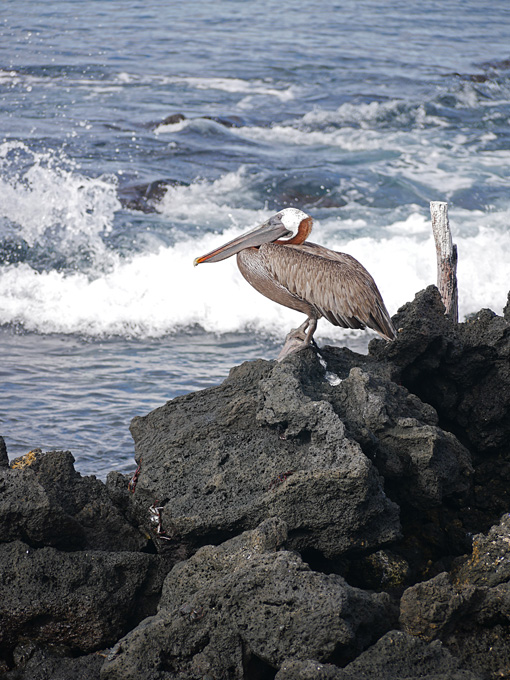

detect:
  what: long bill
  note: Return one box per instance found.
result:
[193,215,291,265]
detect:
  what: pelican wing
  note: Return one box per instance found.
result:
[260,241,396,340]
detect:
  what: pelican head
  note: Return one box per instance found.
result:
[193,208,312,266]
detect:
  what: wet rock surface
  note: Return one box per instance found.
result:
[2,286,510,679]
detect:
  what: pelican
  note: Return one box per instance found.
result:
[194,208,396,359]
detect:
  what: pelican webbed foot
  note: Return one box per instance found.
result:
[277,318,317,362]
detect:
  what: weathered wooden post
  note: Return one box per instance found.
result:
[430,201,458,322]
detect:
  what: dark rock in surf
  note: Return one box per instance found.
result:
[118,178,187,213]
[261,172,349,211]
[148,112,245,131]
[157,112,186,126]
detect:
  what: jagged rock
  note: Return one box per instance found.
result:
[400,513,510,679]
[372,286,510,460]
[101,520,393,680]
[0,436,8,467]
[400,571,477,641]
[0,541,155,657]
[453,512,510,587]
[1,450,147,551]
[504,290,510,321]
[337,630,481,680]
[4,287,510,680]
[159,517,288,606]
[0,462,83,549]
[2,643,103,680]
[129,354,401,561]
[323,365,472,509]
[369,285,457,377]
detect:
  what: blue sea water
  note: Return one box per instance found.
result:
[1,1,510,477]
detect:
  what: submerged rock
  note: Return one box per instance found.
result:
[118,178,187,213]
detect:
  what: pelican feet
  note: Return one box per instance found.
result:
[277,318,317,362]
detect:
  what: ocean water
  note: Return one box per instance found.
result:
[1,1,510,477]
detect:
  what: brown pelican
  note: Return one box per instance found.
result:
[194,208,396,358]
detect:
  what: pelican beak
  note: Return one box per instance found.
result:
[193,215,291,266]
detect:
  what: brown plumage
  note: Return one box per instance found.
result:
[194,208,396,355]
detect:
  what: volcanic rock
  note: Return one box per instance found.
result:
[118,178,186,213]
[371,286,510,460]
[400,514,510,679]
[0,540,154,654]
[129,353,401,562]
[0,449,148,551]
[100,519,393,680]
[2,285,510,679]
[1,644,104,680]
[275,630,482,679]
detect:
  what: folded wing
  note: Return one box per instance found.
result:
[260,241,396,341]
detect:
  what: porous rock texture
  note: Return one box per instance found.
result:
[101,519,393,679]
[2,285,510,679]
[128,349,401,561]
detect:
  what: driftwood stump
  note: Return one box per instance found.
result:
[430,201,458,322]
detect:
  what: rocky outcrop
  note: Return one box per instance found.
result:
[0,541,153,654]
[2,286,510,679]
[128,355,401,562]
[101,519,393,679]
[0,449,148,551]
[400,513,510,679]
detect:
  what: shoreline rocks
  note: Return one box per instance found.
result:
[1,285,510,679]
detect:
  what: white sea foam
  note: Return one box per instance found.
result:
[156,167,268,228]
[177,76,297,101]
[302,100,449,130]
[0,142,119,253]
[1,147,508,340]
[1,207,508,339]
